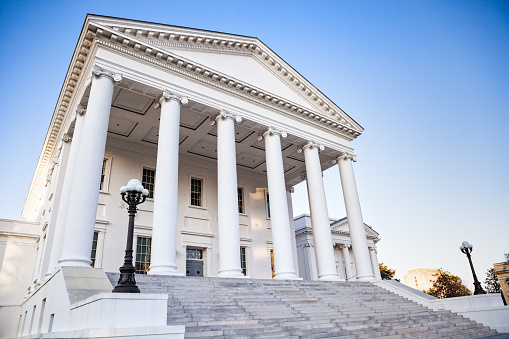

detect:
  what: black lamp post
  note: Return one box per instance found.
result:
[112,179,149,293]
[460,241,486,295]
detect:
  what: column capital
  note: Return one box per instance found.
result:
[92,65,122,83]
[339,244,351,249]
[76,105,87,115]
[156,89,188,107]
[333,151,357,163]
[62,133,72,143]
[210,109,242,126]
[297,140,324,153]
[369,247,378,254]
[257,126,287,141]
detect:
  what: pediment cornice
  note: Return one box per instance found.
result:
[87,20,363,140]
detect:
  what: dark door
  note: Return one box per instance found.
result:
[186,260,203,276]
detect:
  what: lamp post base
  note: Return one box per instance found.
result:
[473,281,487,295]
[112,264,140,293]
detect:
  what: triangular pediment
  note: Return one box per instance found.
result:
[87,16,363,136]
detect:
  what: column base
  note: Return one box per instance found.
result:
[148,265,184,276]
[318,274,343,281]
[218,269,246,278]
[58,257,93,267]
[274,272,303,280]
[356,275,376,282]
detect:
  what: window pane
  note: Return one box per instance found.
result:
[142,168,155,199]
[238,187,244,214]
[186,248,203,260]
[135,237,152,274]
[240,247,246,276]
[190,178,203,206]
[100,159,107,190]
[90,231,99,267]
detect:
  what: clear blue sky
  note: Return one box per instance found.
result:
[1,0,508,288]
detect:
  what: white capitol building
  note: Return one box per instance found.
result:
[0,15,505,339]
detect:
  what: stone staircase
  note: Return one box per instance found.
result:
[106,273,497,338]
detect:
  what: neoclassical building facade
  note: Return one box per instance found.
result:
[0,15,381,337]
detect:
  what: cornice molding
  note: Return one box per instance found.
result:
[89,22,361,139]
[89,17,363,132]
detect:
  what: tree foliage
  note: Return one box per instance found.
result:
[379,262,398,281]
[484,268,501,293]
[425,270,471,299]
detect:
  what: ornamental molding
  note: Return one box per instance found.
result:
[297,140,325,153]
[210,109,242,125]
[257,126,287,141]
[155,89,188,108]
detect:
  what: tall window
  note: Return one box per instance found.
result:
[100,159,107,190]
[135,237,151,274]
[240,247,247,276]
[90,231,99,267]
[142,168,155,199]
[190,178,203,206]
[238,187,245,214]
[265,191,271,218]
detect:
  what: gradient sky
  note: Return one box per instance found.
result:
[1,0,507,289]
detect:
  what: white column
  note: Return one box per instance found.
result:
[335,244,346,280]
[261,127,300,280]
[59,66,120,267]
[336,152,374,281]
[341,244,354,280]
[299,141,340,281]
[149,90,187,275]
[214,110,244,278]
[46,107,86,276]
[370,247,382,281]
[286,188,300,276]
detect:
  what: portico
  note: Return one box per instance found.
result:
[23,15,375,284]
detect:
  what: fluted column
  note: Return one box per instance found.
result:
[369,247,382,281]
[299,141,340,281]
[149,90,188,275]
[59,66,121,267]
[341,244,354,280]
[336,152,374,281]
[46,107,86,275]
[213,110,244,278]
[260,127,300,280]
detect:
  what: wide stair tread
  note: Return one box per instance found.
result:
[105,273,497,338]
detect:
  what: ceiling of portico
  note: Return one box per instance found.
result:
[79,79,343,187]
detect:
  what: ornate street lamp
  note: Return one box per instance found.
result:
[460,241,486,295]
[112,179,149,293]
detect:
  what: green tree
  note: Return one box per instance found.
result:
[484,268,501,293]
[379,262,400,281]
[425,270,471,299]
